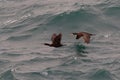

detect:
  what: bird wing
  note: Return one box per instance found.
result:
[56,33,62,43]
[82,35,90,44]
[52,33,62,45]
[76,35,82,39]
[51,33,57,42]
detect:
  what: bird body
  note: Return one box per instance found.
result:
[72,32,94,44]
[44,33,63,47]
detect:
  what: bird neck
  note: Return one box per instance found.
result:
[44,43,52,46]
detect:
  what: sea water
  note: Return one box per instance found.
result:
[0,0,120,80]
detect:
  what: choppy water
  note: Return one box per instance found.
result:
[0,0,120,80]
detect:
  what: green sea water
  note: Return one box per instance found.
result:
[0,0,120,80]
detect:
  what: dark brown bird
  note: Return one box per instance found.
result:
[44,33,63,47]
[72,32,94,44]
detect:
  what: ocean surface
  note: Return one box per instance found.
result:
[0,0,120,80]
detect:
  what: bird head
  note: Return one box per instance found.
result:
[72,33,78,35]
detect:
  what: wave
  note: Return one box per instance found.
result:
[0,70,17,80]
[104,6,120,17]
[88,69,116,80]
[7,34,32,41]
[23,57,58,63]
[0,0,120,80]
[48,9,97,26]
[1,52,22,57]
[44,5,120,33]
[14,71,52,80]
[1,1,120,36]
[0,60,10,65]
[44,69,83,76]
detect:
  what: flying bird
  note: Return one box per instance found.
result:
[72,32,94,44]
[44,33,63,47]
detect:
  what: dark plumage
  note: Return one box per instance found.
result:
[72,32,94,44]
[44,33,63,47]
